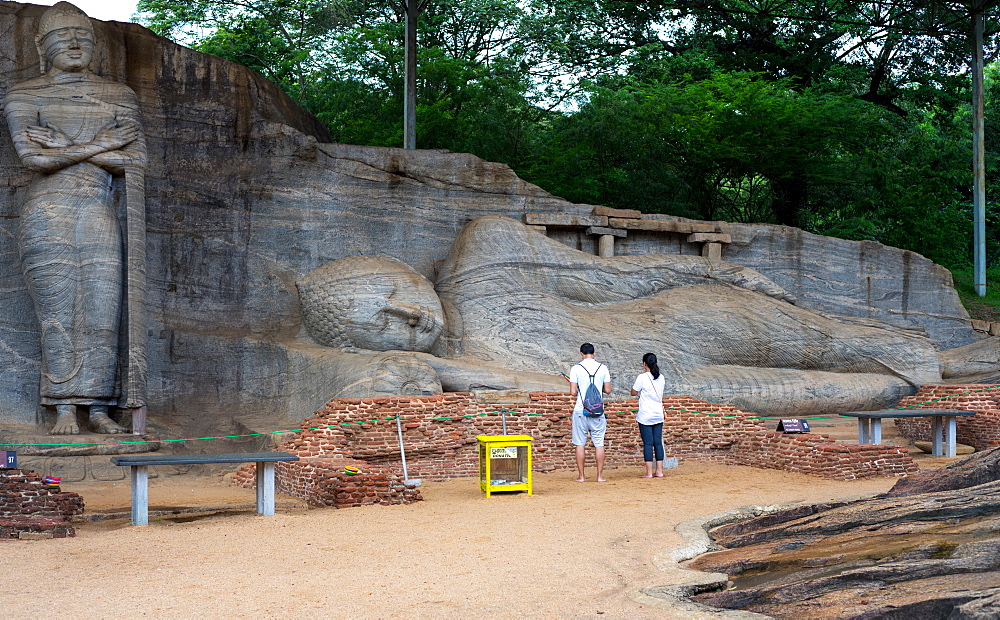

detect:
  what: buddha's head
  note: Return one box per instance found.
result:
[297,255,445,352]
[36,2,94,75]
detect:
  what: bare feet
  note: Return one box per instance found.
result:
[654,472,664,477]
[597,477,606,482]
[640,475,654,478]
[89,406,126,434]
[51,405,79,435]
[575,477,586,482]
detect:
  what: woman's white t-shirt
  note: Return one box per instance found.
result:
[632,372,665,425]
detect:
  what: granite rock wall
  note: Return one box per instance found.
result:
[0,2,979,434]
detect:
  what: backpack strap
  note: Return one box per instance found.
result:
[575,363,605,385]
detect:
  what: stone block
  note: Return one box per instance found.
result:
[972,320,991,333]
[598,235,615,258]
[687,233,732,244]
[524,213,608,227]
[592,205,641,219]
[585,226,627,238]
[702,243,723,261]
[608,218,717,233]
[526,225,547,233]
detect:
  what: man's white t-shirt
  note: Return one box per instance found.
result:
[570,358,611,415]
[632,371,665,425]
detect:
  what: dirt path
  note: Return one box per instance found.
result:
[0,461,899,618]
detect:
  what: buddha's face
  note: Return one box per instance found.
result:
[342,270,445,352]
[40,25,94,73]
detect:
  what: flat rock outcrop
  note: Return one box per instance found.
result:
[688,448,1000,618]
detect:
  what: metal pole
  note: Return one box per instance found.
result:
[501,410,507,435]
[973,0,987,296]
[403,0,418,149]
[395,414,410,481]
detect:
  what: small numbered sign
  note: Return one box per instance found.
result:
[1,451,16,469]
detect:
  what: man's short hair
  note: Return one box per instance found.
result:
[580,343,595,355]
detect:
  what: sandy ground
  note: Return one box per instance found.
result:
[0,461,901,619]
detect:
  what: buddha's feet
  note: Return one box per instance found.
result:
[89,408,127,434]
[51,406,80,435]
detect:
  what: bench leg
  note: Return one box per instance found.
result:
[256,461,276,516]
[131,465,149,526]
[945,417,957,458]
[857,418,869,444]
[871,418,882,445]
[932,417,944,456]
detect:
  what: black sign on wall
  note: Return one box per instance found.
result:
[777,419,811,434]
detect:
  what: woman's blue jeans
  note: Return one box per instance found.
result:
[638,422,664,462]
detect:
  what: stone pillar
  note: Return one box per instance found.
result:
[702,242,722,262]
[598,234,615,258]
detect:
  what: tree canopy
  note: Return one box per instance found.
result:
[136,0,1000,270]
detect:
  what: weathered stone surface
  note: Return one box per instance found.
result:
[585,226,627,238]
[428,216,941,414]
[688,448,1000,618]
[523,213,607,227]
[609,217,718,233]
[884,447,1000,497]
[688,232,732,243]
[592,205,641,219]
[716,224,976,350]
[0,2,985,436]
[702,242,723,262]
[3,2,141,436]
[939,338,1000,383]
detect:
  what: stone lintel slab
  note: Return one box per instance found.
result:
[592,205,642,219]
[585,226,627,238]
[526,225,547,233]
[687,232,732,243]
[524,213,608,227]
[609,218,717,234]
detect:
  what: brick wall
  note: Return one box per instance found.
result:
[0,469,84,538]
[237,392,916,506]
[895,384,1000,450]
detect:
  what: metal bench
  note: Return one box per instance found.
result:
[838,409,976,457]
[110,452,300,525]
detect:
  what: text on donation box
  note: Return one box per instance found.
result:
[490,447,518,459]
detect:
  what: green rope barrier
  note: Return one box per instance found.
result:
[5,384,998,448]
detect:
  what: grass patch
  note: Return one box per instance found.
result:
[950,268,1000,323]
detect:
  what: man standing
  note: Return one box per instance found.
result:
[569,343,612,482]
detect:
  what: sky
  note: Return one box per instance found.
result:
[31,0,141,23]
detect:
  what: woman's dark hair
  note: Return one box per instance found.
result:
[643,352,660,380]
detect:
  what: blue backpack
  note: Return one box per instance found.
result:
[577,364,606,418]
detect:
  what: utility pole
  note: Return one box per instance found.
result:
[403,0,426,149]
[973,0,988,296]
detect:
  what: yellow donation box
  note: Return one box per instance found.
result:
[477,435,533,497]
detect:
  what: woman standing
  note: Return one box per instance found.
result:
[631,352,666,478]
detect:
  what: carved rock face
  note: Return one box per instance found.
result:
[40,26,93,73]
[297,255,445,352]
